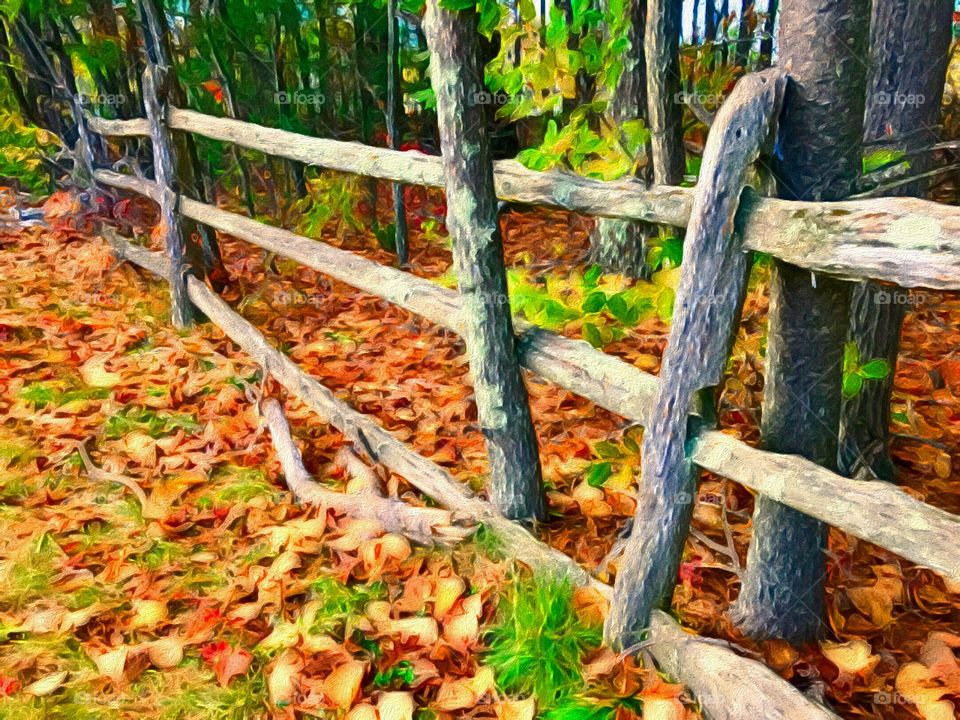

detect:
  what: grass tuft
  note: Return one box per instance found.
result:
[484,573,602,710]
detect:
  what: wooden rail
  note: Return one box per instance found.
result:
[87,110,960,290]
[93,168,960,584]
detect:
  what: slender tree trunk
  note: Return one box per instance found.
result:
[758,0,777,68]
[734,0,752,69]
[839,0,953,482]
[731,0,869,644]
[386,0,410,265]
[691,0,700,45]
[704,0,717,68]
[645,0,685,186]
[718,0,729,65]
[423,0,545,521]
[588,0,652,278]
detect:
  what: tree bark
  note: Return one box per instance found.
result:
[422,1,545,521]
[143,65,193,328]
[838,0,953,482]
[645,0,685,186]
[138,0,223,278]
[386,0,410,265]
[604,69,786,650]
[731,0,869,644]
[734,0,752,69]
[588,0,653,279]
[757,0,776,68]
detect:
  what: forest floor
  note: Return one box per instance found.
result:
[0,185,958,720]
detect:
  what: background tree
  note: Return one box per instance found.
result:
[838,0,954,482]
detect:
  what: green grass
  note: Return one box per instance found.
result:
[17,382,110,410]
[103,406,202,439]
[210,466,276,504]
[0,533,63,609]
[308,575,387,636]
[484,573,602,710]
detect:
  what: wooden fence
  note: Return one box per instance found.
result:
[78,11,960,718]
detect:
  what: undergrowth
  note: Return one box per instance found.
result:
[485,573,602,710]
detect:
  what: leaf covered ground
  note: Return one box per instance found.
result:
[0,186,958,719]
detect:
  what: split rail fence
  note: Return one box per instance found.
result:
[78,9,960,719]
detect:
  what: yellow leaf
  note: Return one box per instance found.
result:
[323,659,366,708]
[23,670,68,697]
[131,599,168,630]
[377,691,415,720]
[80,352,122,387]
[821,639,879,676]
[495,697,536,720]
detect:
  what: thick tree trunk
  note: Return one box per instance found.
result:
[703,0,717,68]
[645,0,685,186]
[589,0,652,278]
[0,17,41,127]
[731,0,869,644]
[386,0,410,265]
[423,1,545,520]
[839,0,953,482]
[604,69,786,650]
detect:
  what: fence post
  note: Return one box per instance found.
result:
[604,69,787,650]
[142,64,193,329]
[422,0,545,521]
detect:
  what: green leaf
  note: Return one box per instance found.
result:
[842,341,860,375]
[582,322,603,348]
[858,359,891,380]
[585,462,612,488]
[605,293,630,323]
[582,264,603,288]
[581,291,607,313]
[656,287,675,322]
[842,372,864,398]
[593,440,622,459]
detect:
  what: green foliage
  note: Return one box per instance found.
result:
[294,172,366,241]
[103,406,202,439]
[841,341,892,398]
[485,573,601,710]
[308,575,387,635]
[0,532,63,609]
[374,660,415,688]
[18,382,110,409]
[0,112,57,194]
[863,148,907,175]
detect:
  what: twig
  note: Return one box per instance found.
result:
[260,397,472,545]
[76,440,148,509]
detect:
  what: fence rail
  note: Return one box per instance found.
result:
[88,109,960,290]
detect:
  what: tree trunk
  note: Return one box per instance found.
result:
[0,17,41,127]
[704,0,717,68]
[589,0,652,278]
[386,0,410,265]
[645,0,685,186]
[838,0,953,482]
[757,0,776,67]
[734,0,752,69]
[731,0,869,644]
[423,0,545,521]
[138,0,222,278]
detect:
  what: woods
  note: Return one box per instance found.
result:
[0,1,959,719]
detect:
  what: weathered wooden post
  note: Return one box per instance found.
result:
[732,0,870,644]
[142,63,193,329]
[604,69,786,649]
[422,0,545,520]
[386,0,410,265]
